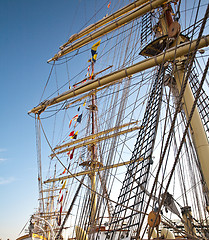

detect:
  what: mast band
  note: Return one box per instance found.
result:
[114,20,119,27]
[154,56,159,66]
[125,68,128,77]
[73,88,76,96]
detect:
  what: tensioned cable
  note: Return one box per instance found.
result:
[146,4,209,234]
[137,1,207,234]
[39,62,55,102]
[154,57,209,240]
[38,117,149,216]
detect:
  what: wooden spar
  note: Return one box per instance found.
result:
[47,0,168,62]
[51,126,142,157]
[60,0,151,48]
[40,187,66,192]
[38,195,59,200]
[36,212,67,216]
[44,158,143,184]
[29,35,209,115]
[41,212,67,216]
[53,121,140,151]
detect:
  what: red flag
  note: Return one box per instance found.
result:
[107,1,111,8]
[67,151,71,156]
[58,205,63,225]
[69,131,74,137]
[89,73,93,79]
[60,168,66,175]
[69,115,78,128]
[70,147,75,160]
[74,114,78,120]
[59,195,63,203]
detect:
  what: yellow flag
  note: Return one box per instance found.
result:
[61,180,66,190]
[91,40,101,51]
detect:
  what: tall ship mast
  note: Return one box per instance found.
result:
[19,0,209,239]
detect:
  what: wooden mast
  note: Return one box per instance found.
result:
[31,1,209,238]
[162,2,209,196]
[89,61,97,228]
[158,4,209,237]
[174,64,209,193]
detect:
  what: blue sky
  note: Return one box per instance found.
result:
[0,0,115,239]
[1,0,208,239]
[0,1,103,239]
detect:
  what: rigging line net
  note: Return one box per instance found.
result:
[189,66,209,140]
[96,79,132,226]
[94,21,139,218]
[84,22,144,231]
[100,22,147,212]
[140,11,152,47]
[104,66,165,239]
[95,69,146,227]
[71,32,135,231]
[162,99,207,226]
[151,57,209,240]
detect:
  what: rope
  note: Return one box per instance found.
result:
[137,2,209,237]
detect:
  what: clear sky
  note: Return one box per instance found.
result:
[0,1,208,240]
[0,1,109,239]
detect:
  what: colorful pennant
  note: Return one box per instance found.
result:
[69,114,78,128]
[61,180,67,190]
[77,114,82,123]
[59,194,63,203]
[88,40,101,63]
[72,131,78,139]
[69,131,74,137]
[70,147,75,159]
